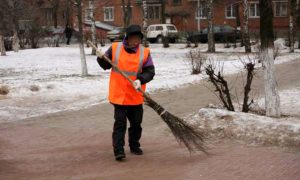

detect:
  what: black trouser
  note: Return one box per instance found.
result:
[112,104,143,151]
[66,37,71,45]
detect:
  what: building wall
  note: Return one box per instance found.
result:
[24,0,290,34]
[83,0,290,35]
[170,0,289,32]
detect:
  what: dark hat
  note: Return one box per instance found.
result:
[125,24,144,39]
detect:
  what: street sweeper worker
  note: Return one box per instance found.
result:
[97,24,155,161]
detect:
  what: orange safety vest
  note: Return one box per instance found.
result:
[109,42,150,105]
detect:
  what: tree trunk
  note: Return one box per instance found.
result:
[90,1,97,55]
[260,0,280,117]
[8,0,20,52]
[65,0,71,26]
[207,0,215,53]
[289,0,296,52]
[161,0,166,24]
[298,0,300,49]
[0,34,6,56]
[52,0,59,28]
[12,28,19,52]
[122,0,131,28]
[127,0,131,27]
[77,0,88,76]
[243,0,251,53]
[234,4,240,48]
[142,0,149,47]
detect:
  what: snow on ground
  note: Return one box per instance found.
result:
[187,86,300,147]
[256,87,300,117]
[188,108,300,147]
[0,42,300,122]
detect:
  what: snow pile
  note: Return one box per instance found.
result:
[274,38,288,50]
[188,108,300,147]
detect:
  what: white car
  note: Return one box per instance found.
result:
[146,24,178,43]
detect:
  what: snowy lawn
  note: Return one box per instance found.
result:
[1,41,300,122]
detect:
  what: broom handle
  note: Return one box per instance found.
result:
[87,40,151,100]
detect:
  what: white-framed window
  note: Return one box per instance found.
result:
[103,7,114,21]
[274,1,288,17]
[226,4,236,19]
[196,2,207,19]
[148,4,160,19]
[249,2,260,18]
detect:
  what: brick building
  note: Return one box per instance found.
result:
[20,0,290,38]
[82,0,290,37]
[20,0,73,30]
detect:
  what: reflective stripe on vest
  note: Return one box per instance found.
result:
[112,42,144,76]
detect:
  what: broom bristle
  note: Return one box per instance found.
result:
[145,96,208,154]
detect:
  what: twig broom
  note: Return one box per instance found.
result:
[87,40,208,154]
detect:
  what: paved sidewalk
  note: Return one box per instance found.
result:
[0,59,300,180]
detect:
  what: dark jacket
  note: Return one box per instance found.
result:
[64,27,72,38]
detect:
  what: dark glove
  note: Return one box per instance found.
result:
[97,57,112,70]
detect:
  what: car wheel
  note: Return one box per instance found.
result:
[156,36,163,43]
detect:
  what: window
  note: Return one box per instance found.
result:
[274,1,288,17]
[103,7,114,21]
[196,2,207,19]
[226,4,236,19]
[249,2,260,18]
[167,26,176,31]
[148,26,155,31]
[85,1,93,20]
[148,5,160,19]
[156,26,163,31]
[173,0,182,5]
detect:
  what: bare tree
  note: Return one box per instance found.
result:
[64,0,72,27]
[297,0,300,48]
[205,64,235,111]
[0,0,8,55]
[0,35,6,56]
[207,0,215,52]
[242,0,251,53]
[122,0,132,28]
[186,49,206,74]
[6,0,22,52]
[161,0,166,24]
[242,61,255,112]
[88,0,97,55]
[142,0,149,47]
[259,0,280,117]
[289,0,296,52]
[51,0,60,28]
[75,0,88,76]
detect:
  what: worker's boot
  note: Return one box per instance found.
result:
[114,148,126,161]
[130,147,143,155]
